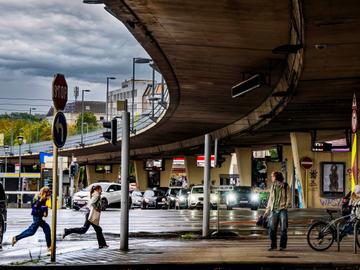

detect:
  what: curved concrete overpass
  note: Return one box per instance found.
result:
[4,0,360,164]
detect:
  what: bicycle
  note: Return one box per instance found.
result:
[307,209,360,251]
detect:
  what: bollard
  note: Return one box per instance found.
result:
[337,223,341,252]
[354,220,359,254]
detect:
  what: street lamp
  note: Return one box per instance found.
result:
[80,90,91,147]
[2,145,9,189]
[28,107,36,153]
[17,135,24,191]
[132,57,152,132]
[106,76,116,121]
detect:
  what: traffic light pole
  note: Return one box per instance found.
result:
[120,110,130,250]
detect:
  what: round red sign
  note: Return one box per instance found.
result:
[52,73,68,111]
[300,157,313,170]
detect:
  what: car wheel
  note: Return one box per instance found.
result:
[251,205,258,211]
[227,205,232,210]
[101,198,108,211]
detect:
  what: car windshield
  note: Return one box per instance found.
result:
[192,187,203,194]
[234,187,252,193]
[170,189,180,195]
[144,190,155,197]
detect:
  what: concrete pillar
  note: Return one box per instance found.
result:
[290,132,313,208]
[160,159,173,187]
[185,156,203,186]
[134,160,147,190]
[235,147,252,186]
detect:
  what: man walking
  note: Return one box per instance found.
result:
[265,171,291,251]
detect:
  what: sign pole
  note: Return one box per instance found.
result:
[351,93,358,191]
[50,73,68,262]
[51,109,58,262]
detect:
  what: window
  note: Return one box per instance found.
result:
[108,184,120,192]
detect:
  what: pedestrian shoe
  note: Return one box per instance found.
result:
[11,237,17,247]
[99,245,109,249]
[279,247,286,251]
[267,247,276,251]
[47,247,51,256]
[62,229,66,240]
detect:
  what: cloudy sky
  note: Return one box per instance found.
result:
[0,0,154,115]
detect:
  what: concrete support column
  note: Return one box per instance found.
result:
[134,160,147,190]
[85,164,120,185]
[283,145,294,186]
[290,132,313,208]
[160,159,173,187]
[185,156,203,186]
[235,147,252,186]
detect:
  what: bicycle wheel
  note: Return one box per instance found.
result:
[307,221,335,251]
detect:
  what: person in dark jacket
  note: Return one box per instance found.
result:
[12,187,52,252]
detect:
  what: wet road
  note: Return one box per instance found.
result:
[0,207,333,264]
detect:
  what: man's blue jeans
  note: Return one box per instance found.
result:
[15,216,51,248]
[268,209,288,249]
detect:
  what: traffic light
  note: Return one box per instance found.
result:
[69,163,79,177]
[103,118,117,145]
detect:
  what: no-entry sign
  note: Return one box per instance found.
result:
[52,74,68,111]
[300,157,313,170]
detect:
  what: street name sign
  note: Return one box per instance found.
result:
[52,111,67,148]
[52,74,68,111]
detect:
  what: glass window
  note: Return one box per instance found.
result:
[192,187,203,194]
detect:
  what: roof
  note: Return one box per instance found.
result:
[46,101,106,116]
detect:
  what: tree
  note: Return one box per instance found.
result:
[75,112,100,134]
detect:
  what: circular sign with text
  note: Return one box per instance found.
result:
[352,110,358,133]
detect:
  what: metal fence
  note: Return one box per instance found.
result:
[0,87,169,156]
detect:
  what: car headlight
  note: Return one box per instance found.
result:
[210,194,218,201]
[170,197,175,201]
[251,193,259,202]
[144,198,149,203]
[227,193,236,202]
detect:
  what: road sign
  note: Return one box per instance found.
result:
[300,157,313,170]
[52,112,67,148]
[52,74,68,111]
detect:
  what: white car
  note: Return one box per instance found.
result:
[188,185,218,209]
[72,182,121,211]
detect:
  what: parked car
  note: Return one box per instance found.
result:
[175,188,190,209]
[225,186,260,210]
[188,185,218,209]
[141,187,167,209]
[0,182,7,248]
[165,187,182,209]
[72,182,121,211]
[130,190,144,208]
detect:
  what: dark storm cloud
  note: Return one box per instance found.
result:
[0,0,150,108]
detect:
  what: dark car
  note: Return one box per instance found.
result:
[141,188,167,209]
[165,187,182,209]
[0,183,7,248]
[225,186,260,210]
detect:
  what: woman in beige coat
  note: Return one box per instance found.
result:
[62,185,107,248]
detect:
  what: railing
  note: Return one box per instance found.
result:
[0,87,169,156]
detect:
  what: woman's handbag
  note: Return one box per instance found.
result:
[256,214,268,228]
[88,207,101,225]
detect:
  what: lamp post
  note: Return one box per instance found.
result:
[80,90,91,147]
[17,135,24,192]
[2,145,9,189]
[28,107,36,153]
[106,77,116,121]
[132,57,152,131]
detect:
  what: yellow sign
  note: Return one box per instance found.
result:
[351,133,357,191]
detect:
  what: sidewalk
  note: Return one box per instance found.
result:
[2,236,360,269]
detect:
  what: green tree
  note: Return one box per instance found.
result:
[75,112,99,134]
